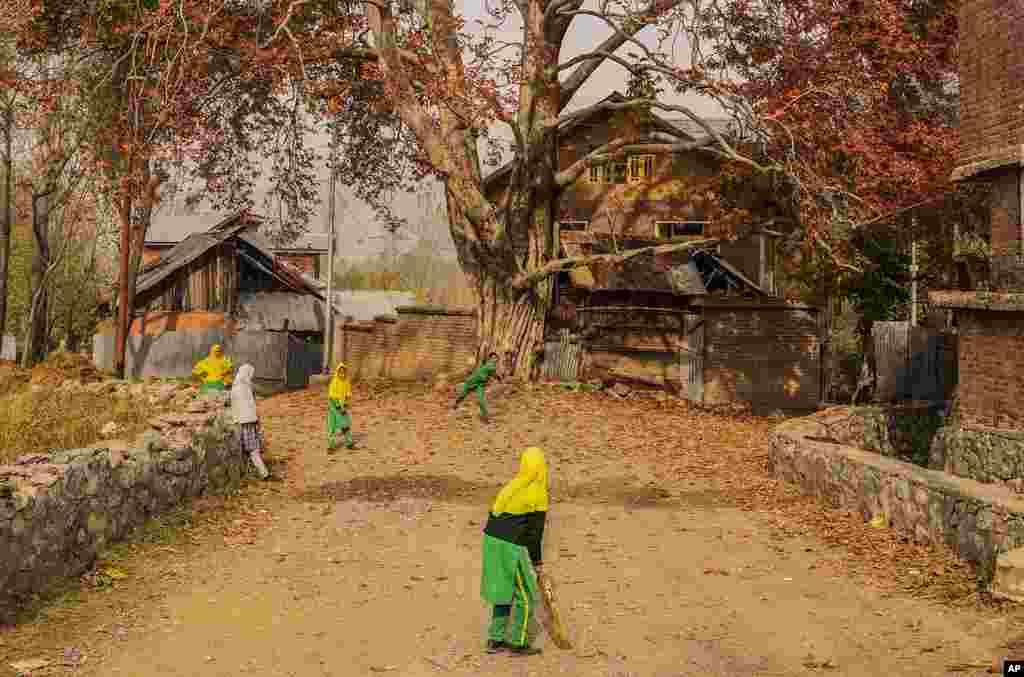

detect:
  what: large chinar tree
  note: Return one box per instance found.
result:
[269,0,735,379]
[256,0,962,379]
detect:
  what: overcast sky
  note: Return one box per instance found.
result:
[154,3,722,260]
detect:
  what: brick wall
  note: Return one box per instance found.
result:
[957,0,1024,174]
[702,301,821,410]
[334,306,477,381]
[957,309,1024,431]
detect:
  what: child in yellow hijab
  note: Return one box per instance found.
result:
[480,447,548,656]
[193,344,233,393]
[327,362,355,451]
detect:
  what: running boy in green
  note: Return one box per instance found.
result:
[453,352,501,422]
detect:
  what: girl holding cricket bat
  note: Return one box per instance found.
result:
[480,446,548,655]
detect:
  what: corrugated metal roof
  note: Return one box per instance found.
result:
[661,118,734,142]
[135,227,241,297]
[237,292,326,332]
[330,291,417,321]
[134,214,322,302]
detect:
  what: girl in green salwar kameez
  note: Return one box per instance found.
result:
[480,446,548,656]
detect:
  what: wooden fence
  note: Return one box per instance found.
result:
[541,329,582,381]
[873,321,958,402]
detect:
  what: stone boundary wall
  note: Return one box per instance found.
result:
[769,416,1024,581]
[0,387,245,618]
[334,305,477,381]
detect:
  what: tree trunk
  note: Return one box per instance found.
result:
[22,192,51,367]
[0,105,12,342]
[114,175,133,378]
[125,160,155,335]
[474,273,549,380]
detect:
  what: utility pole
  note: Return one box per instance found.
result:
[910,217,919,327]
[323,170,337,373]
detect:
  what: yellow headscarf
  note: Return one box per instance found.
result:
[491,447,548,515]
[328,362,352,404]
[193,344,233,384]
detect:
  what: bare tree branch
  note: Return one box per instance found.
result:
[557,0,685,111]
[512,237,720,289]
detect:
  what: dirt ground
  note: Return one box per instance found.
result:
[3,382,1024,677]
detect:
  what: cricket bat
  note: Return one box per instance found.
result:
[536,572,572,650]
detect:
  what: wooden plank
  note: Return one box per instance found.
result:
[873,321,909,401]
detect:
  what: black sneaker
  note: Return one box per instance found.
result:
[506,645,541,656]
[485,640,505,654]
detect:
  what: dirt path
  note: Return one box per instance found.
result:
[3,384,1022,677]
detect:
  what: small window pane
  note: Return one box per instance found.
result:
[611,161,627,184]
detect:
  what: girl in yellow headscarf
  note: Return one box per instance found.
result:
[480,447,548,656]
[192,344,233,393]
[327,362,355,450]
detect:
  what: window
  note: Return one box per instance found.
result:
[628,155,655,182]
[655,221,708,239]
[588,165,605,183]
[609,160,628,184]
[559,220,589,232]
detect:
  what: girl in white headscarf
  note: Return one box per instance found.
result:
[230,363,274,480]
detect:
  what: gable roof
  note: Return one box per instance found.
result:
[134,212,323,302]
[483,91,734,190]
[559,231,768,297]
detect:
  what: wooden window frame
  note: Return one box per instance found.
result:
[628,154,655,183]
[609,159,628,184]
[655,220,709,239]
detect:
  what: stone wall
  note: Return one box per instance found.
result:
[701,301,821,411]
[334,305,477,381]
[814,404,944,467]
[938,425,1024,487]
[769,416,1024,581]
[0,387,245,618]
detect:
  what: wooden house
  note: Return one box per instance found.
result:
[482,92,820,409]
[93,213,327,386]
[483,91,786,299]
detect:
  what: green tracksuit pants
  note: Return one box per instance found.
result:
[456,383,488,420]
[486,569,532,647]
[327,399,353,449]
